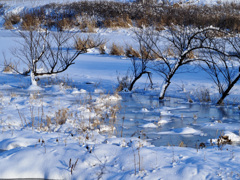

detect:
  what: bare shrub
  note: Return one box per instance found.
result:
[173,3,181,8]
[194,88,211,103]
[11,30,104,85]
[110,43,124,56]
[116,74,132,92]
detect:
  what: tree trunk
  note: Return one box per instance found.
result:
[30,70,37,86]
[159,80,171,100]
[217,74,240,105]
[159,64,180,100]
[128,71,152,91]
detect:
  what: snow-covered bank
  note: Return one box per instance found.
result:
[1,128,240,179]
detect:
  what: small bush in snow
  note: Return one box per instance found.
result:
[110,43,124,56]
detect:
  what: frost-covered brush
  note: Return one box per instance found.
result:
[10,29,105,86]
[69,158,79,175]
[135,25,227,100]
[200,31,240,105]
[55,108,69,125]
[193,87,211,103]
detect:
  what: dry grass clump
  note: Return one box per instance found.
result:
[55,108,69,125]
[136,18,151,28]
[99,44,106,54]
[139,46,158,60]
[57,18,73,31]
[3,19,13,29]
[3,63,15,73]
[75,37,99,52]
[4,14,21,29]
[85,22,97,33]
[125,46,140,58]
[104,16,132,29]
[110,43,125,56]
[154,22,165,31]
[76,14,97,33]
[21,13,41,30]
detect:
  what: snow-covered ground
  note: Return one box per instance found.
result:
[0,1,240,179]
[0,28,240,179]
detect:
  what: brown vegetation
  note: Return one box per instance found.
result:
[4,14,21,29]
[4,1,240,32]
[110,43,125,56]
[21,13,41,30]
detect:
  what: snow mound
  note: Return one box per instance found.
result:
[28,85,43,91]
[72,88,87,94]
[141,108,149,112]
[141,123,158,128]
[158,119,169,125]
[225,132,240,142]
[158,127,201,135]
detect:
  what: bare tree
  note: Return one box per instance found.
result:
[128,31,154,91]
[117,33,153,92]
[136,25,221,100]
[11,29,103,86]
[201,32,240,105]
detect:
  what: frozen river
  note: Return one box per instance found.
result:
[114,93,240,148]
